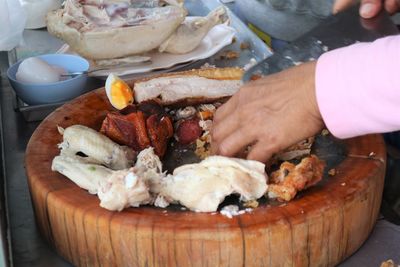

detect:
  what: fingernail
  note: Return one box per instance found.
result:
[360,3,374,17]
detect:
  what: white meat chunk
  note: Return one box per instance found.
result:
[97,168,152,211]
[160,156,268,212]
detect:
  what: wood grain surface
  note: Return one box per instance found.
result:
[25,88,386,267]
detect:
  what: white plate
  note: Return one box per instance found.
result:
[57,24,236,78]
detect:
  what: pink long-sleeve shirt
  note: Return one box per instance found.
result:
[315,35,400,139]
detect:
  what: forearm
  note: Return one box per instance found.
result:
[315,35,400,138]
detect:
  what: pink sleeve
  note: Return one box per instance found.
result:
[315,35,400,139]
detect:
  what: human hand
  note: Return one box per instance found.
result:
[211,62,324,163]
[359,0,400,18]
[333,0,400,18]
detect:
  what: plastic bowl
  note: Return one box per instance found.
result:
[7,54,89,105]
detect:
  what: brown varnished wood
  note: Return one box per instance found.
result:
[25,88,386,267]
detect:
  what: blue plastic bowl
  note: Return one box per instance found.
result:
[7,54,89,105]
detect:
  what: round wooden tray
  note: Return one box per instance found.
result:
[25,88,386,267]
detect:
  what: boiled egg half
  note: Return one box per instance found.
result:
[105,73,134,110]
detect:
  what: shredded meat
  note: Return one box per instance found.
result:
[267,155,325,202]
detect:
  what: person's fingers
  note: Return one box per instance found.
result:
[211,111,240,145]
[216,127,256,157]
[332,0,358,14]
[213,94,238,123]
[385,0,400,14]
[246,141,276,163]
[360,0,382,18]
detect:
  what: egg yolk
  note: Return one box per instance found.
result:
[110,80,133,110]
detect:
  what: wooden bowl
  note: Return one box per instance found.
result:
[25,88,386,267]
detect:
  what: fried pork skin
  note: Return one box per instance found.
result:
[267,155,325,202]
[101,111,151,151]
[100,102,173,157]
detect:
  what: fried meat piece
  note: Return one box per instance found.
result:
[101,100,173,157]
[146,114,173,157]
[100,112,151,152]
[267,155,325,202]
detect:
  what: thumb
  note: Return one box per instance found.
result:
[360,0,382,18]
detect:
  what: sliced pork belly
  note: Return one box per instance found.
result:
[133,68,243,105]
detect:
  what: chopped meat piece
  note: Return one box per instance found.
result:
[134,72,243,105]
[98,168,152,211]
[146,114,174,157]
[267,155,325,202]
[128,112,152,150]
[102,100,173,157]
[160,156,268,212]
[100,112,151,151]
[176,117,202,145]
